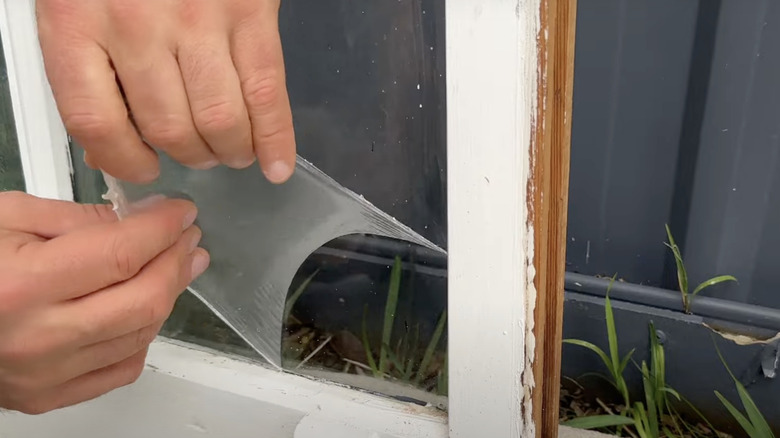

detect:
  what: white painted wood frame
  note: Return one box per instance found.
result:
[445,0,540,437]
[0,0,72,200]
[0,0,551,436]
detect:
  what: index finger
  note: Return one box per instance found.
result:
[0,191,116,238]
[17,198,197,302]
[37,21,160,183]
[231,16,296,184]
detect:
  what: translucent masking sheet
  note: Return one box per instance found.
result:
[101,156,445,368]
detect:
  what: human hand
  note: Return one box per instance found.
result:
[36,0,296,184]
[0,192,209,414]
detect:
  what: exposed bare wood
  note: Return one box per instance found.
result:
[531,0,577,437]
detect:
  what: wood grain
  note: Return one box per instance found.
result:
[531,0,577,437]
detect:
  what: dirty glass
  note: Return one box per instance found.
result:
[71,0,448,404]
[0,35,23,192]
[561,0,779,436]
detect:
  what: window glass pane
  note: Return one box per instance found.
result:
[71,0,447,403]
[562,0,779,434]
[0,34,23,192]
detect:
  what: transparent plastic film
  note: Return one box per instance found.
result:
[101,155,445,368]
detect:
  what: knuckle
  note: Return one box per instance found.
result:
[105,235,139,280]
[133,326,157,351]
[193,101,242,134]
[63,112,120,142]
[141,119,191,150]
[139,292,174,326]
[122,355,146,386]
[241,72,282,110]
[79,203,116,223]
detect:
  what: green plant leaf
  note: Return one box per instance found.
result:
[605,275,621,374]
[361,305,380,377]
[648,322,666,412]
[618,349,636,374]
[691,275,738,297]
[415,309,447,384]
[714,339,775,438]
[561,415,635,430]
[641,362,659,438]
[284,269,320,322]
[677,393,717,433]
[665,224,689,313]
[437,352,448,396]
[578,372,619,391]
[404,324,420,380]
[563,339,614,376]
[633,402,650,438]
[715,391,758,437]
[382,342,407,378]
[665,225,688,291]
[660,387,681,401]
[379,256,402,374]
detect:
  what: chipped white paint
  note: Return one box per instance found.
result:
[0,0,72,200]
[445,0,540,437]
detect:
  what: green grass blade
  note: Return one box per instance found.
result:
[605,275,621,373]
[404,324,420,380]
[382,342,407,378]
[283,269,320,322]
[736,383,775,438]
[665,224,688,294]
[578,372,619,391]
[715,391,758,437]
[618,348,636,374]
[563,339,614,376]
[648,322,666,412]
[641,362,659,438]
[660,387,681,401]
[633,403,650,438]
[677,393,716,432]
[361,305,380,377]
[415,310,447,384]
[714,339,774,438]
[562,415,635,430]
[437,352,448,396]
[692,275,738,297]
[379,256,403,374]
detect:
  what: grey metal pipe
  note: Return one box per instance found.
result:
[565,272,780,331]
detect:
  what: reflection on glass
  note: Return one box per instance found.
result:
[0,34,23,192]
[283,235,447,402]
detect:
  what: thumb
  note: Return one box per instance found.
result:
[0,191,116,238]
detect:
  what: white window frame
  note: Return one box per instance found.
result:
[1,0,554,436]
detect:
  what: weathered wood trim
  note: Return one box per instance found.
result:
[531,1,577,437]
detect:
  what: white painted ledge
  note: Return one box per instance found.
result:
[2,338,610,438]
[3,339,447,438]
[0,339,605,438]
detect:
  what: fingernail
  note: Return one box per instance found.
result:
[227,155,256,169]
[263,160,293,184]
[188,228,202,253]
[191,250,210,279]
[141,168,161,182]
[192,158,219,170]
[182,208,198,230]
